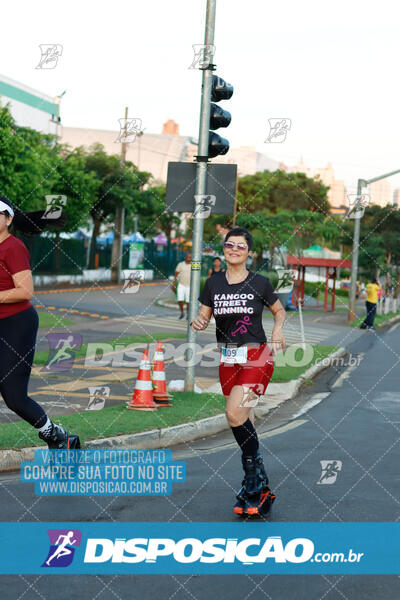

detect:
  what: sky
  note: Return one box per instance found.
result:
[2,0,400,192]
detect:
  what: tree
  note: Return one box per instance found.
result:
[237,169,330,215]
[132,185,180,240]
[0,104,59,209]
[341,204,400,289]
[52,146,98,232]
[83,144,152,268]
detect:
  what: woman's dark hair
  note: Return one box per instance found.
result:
[371,278,378,284]
[212,256,222,263]
[0,194,67,234]
[224,227,253,251]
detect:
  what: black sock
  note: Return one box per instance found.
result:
[231,418,259,456]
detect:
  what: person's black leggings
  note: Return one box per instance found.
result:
[0,306,47,428]
[363,301,377,328]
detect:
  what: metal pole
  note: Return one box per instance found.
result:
[298,298,306,350]
[184,0,216,392]
[348,167,400,322]
[348,178,362,323]
[111,107,128,284]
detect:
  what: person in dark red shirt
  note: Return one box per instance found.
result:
[0,196,79,449]
[192,227,286,516]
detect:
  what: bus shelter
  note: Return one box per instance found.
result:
[286,256,352,312]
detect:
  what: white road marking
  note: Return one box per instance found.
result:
[332,353,364,388]
[174,419,308,459]
[291,393,331,419]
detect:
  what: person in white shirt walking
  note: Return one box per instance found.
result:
[172,253,191,319]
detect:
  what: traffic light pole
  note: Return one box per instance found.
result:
[347,167,400,323]
[111,106,128,284]
[347,178,363,323]
[184,0,216,392]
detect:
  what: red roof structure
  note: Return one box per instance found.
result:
[286,255,352,312]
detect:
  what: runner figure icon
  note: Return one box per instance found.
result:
[232,315,252,336]
[45,336,78,369]
[45,531,77,566]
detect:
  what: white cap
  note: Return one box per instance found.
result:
[0,200,14,218]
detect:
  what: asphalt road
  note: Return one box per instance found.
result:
[36,281,177,318]
[0,320,399,598]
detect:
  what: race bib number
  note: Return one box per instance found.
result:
[221,346,248,364]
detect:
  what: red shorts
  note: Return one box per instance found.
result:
[218,343,274,397]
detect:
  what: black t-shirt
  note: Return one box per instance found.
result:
[199,271,279,346]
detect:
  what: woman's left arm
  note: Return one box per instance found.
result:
[0,270,34,303]
[268,299,286,354]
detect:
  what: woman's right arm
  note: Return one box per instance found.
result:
[190,304,213,331]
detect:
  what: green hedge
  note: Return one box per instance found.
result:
[305,281,348,298]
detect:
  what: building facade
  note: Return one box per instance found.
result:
[61,120,285,184]
[369,179,392,207]
[290,159,346,210]
[0,74,59,135]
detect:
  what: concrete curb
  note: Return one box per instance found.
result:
[377,313,400,329]
[155,299,180,311]
[0,347,346,472]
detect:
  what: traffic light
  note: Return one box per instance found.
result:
[208,74,233,158]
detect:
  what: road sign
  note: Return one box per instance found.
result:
[165,162,237,215]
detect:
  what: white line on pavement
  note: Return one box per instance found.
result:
[291,393,331,419]
[332,353,364,388]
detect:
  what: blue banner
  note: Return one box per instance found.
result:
[20,449,186,496]
[0,522,399,574]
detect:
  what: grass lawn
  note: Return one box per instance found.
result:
[350,311,400,329]
[33,332,187,366]
[38,311,75,329]
[0,392,225,450]
[0,344,342,449]
[271,345,339,382]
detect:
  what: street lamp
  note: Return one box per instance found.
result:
[348,168,400,323]
[53,90,66,140]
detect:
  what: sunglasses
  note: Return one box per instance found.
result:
[223,241,248,251]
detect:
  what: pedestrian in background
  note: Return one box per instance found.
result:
[207,256,224,278]
[360,277,381,330]
[172,253,191,320]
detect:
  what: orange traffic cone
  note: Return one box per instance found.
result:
[152,341,172,407]
[127,348,158,411]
